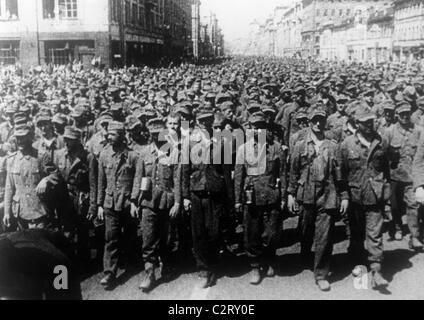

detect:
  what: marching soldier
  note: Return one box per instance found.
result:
[339,105,391,290]
[3,124,66,231]
[53,126,91,261]
[383,102,423,248]
[132,116,181,292]
[97,121,139,288]
[234,113,286,285]
[182,106,233,288]
[287,108,348,291]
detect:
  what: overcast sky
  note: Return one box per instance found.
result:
[201,0,288,41]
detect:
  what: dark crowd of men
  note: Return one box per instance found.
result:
[2,56,424,295]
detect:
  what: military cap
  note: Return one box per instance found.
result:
[125,116,141,131]
[14,114,27,126]
[382,102,396,111]
[417,96,424,107]
[247,103,262,114]
[108,121,125,133]
[19,104,30,113]
[71,105,86,118]
[295,111,308,120]
[4,105,18,114]
[36,115,52,125]
[111,103,123,111]
[294,86,305,95]
[309,107,327,120]
[387,83,398,92]
[221,101,234,112]
[248,112,267,124]
[216,92,232,104]
[336,95,349,103]
[396,101,412,114]
[363,89,375,97]
[197,106,215,120]
[147,118,165,134]
[99,114,113,125]
[355,105,376,122]
[63,126,81,140]
[262,105,276,115]
[213,114,226,128]
[175,105,191,117]
[14,124,31,137]
[52,114,68,126]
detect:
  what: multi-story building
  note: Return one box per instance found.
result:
[393,0,424,61]
[0,0,193,68]
[319,4,394,63]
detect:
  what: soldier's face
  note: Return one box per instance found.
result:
[384,110,394,122]
[64,138,78,151]
[298,119,308,129]
[310,116,326,133]
[166,117,180,134]
[108,131,122,146]
[357,120,374,135]
[16,135,32,150]
[39,122,53,137]
[398,111,411,125]
[337,103,347,113]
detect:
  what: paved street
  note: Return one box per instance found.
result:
[81,217,424,300]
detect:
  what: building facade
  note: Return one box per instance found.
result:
[0,0,193,69]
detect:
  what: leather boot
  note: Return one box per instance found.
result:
[139,268,156,292]
[249,268,262,285]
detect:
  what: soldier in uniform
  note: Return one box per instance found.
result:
[97,121,139,288]
[327,95,349,143]
[383,102,423,248]
[411,96,424,126]
[53,126,91,261]
[71,104,94,147]
[2,125,64,231]
[339,105,390,290]
[132,117,181,292]
[376,102,396,136]
[234,113,286,285]
[33,115,65,161]
[182,107,233,288]
[287,108,348,291]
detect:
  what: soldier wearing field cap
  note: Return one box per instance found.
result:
[33,115,65,161]
[327,95,349,143]
[3,125,64,231]
[288,107,348,292]
[376,102,397,136]
[234,112,286,285]
[339,105,390,290]
[132,117,182,292]
[71,104,94,147]
[383,101,424,248]
[411,96,424,126]
[182,106,233,288]
[97,121,140,288]
[53,126,91,260]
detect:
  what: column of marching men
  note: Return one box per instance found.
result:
[2,58,424,293]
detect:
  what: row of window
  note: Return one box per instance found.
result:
[396,3,423,19]
[316,8,352,18]
[0,0,78,20]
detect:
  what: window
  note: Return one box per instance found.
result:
[111,0,119,23]
[138,1,145,28]
[59,0,77,19]
[339,9,343,16]
[0,0,19,20]
[43,0,56,19]
[0,41,19,65]
[331,9,335,16]
[132,2,137,24]
[323,9,328,16]
[125,0,130,24]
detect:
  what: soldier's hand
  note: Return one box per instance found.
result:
[280,200,286,211]
[340,199,349,215]
[170,202,181,220]
[235,203,243,214]
[36,178,49,196]
[288,194,299,214]
[97,206,104,221]
[183,199,192,212]
[130,203,139,219]
[3,213,11,229]
[416,187,424,205]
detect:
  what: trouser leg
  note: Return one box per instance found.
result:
[365,206,384,266]
[244,205,263,268]
[141,207,160,270]
[103,209,122,276]
[262,207,282,267]
[389,181,403,235]
[404,184,420,239]
[191,193,222,271]
[299,204,315,258]
[313,208,334,281]
[348,204,366,264]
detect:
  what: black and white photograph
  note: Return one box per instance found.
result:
[0,0,424,303]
